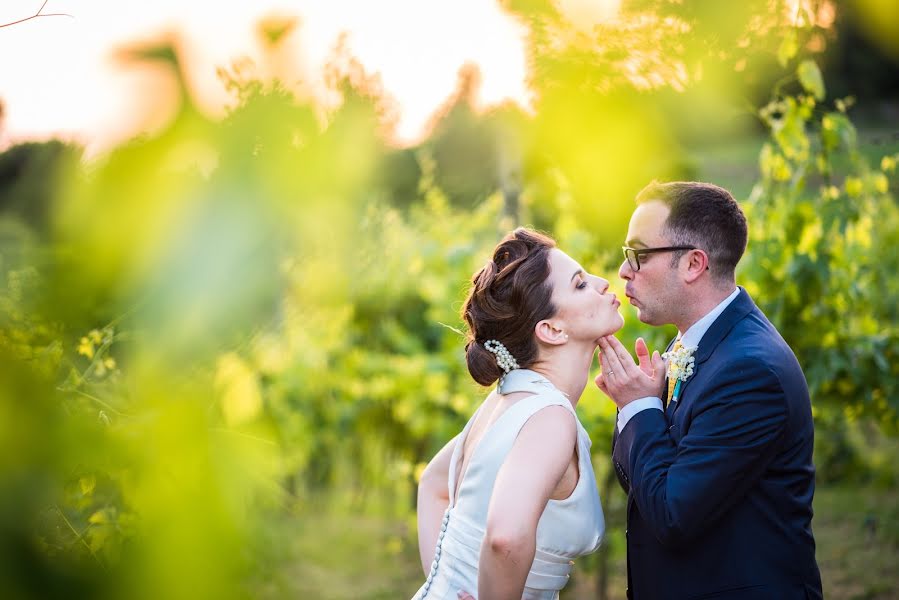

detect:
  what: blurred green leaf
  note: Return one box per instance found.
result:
[778,29,799,67]
[798,59,825,100]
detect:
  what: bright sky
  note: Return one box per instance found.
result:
[0,0,558,156]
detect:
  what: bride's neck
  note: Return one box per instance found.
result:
[530,344,595,407]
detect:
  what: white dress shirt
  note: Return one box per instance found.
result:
[617,287,740,432]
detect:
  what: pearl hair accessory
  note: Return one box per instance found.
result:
[484,339,520,373]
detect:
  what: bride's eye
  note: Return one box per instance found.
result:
[576,278,587,289]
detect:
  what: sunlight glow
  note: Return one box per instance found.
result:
[555,0,622,31]
[0,0,531,155]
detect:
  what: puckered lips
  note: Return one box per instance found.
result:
[625,288,639,307]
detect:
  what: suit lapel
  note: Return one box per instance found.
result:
[669,287,756,414]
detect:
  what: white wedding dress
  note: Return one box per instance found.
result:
[412,369,605,600]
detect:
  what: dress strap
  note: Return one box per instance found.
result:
[501,369,590,449]
[498,369,572,410]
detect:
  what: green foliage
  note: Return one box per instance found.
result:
[742,58,899,480]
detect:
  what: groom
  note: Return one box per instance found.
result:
[597,181,822,599]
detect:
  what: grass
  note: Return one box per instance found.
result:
[814,486,899,600]
[255,484,898,599]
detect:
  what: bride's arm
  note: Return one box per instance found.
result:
[478,405,577,599]
[417,434,458,575]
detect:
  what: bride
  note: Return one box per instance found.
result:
[414,227,624,599]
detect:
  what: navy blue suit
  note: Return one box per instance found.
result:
[612,289,822,599]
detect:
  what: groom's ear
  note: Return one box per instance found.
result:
[683,248,709,283]
[535,320,567,346]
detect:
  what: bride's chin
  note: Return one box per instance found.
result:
[605,316,625,335]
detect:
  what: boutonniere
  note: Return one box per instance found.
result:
[663,343,697,403]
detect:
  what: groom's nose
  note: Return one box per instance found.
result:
[619,258,634,281]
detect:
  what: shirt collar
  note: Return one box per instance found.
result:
[678,287,740,348]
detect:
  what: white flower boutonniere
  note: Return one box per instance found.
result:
[663,342,697,404]
[663,343,697,383]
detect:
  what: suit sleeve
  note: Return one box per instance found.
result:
[612,358,787,548]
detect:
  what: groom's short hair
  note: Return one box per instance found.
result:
[635,181,747,281]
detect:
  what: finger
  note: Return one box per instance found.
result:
[594,373,609,396]
[652,350,664,376]
[635,337,651,376]
[605,335,640,376]
[599,338,625,379]
[597,336,609,351]
[607,335,635,364]
[652,350,666,395]
[598,349,610,379]
[457,592,475,600]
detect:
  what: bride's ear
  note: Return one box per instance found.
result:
[535,320,568,346]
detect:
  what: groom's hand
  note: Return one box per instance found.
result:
[596,335,665,408]
[634,337,655,377]
[457,591,475,600]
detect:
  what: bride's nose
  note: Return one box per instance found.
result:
[592,275,609,294]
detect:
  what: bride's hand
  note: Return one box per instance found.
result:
[596,335,665,408]
[595,337,655,394]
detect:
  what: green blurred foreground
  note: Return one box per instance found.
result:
[2,1,899,598]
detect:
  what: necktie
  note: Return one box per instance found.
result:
[666,339,684,402]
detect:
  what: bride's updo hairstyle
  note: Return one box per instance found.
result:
[462,228,558,386]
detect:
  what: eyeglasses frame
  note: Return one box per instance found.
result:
[621,245,699,272]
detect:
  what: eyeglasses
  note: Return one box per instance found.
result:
[622,245,697,272]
